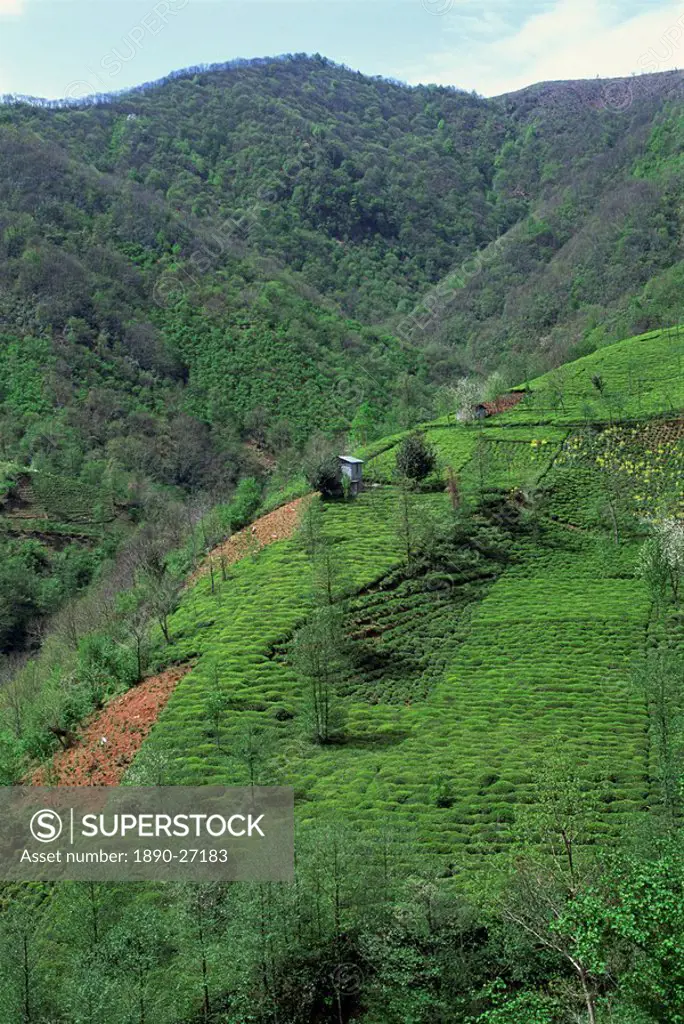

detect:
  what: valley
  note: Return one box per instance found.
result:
[2,54,684,1023]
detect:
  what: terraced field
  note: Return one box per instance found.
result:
[0,469,117,540]
[139,490,451,784]
[137,497,652,868]
[130,326,684,870]
[494,327,684,425]
[360,424,568,492]
[541,421,684,528]
[263,529,650,863]
[434,535,651,848]
[458,429,568,494]
[360,426,478,484]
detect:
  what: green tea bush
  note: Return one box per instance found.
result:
[135,482,653,865]
[494,328,684,425]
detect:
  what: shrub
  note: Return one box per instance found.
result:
[224,477,262,531]
[305,454,343,498]
[75,632,139,711]
[433,775,455,808]
[0,728,24,784]
[396,432,437,482]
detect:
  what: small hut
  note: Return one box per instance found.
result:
[338,456,364,496]
[473,393,526,421]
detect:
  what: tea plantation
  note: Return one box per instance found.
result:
[129,326,684,870]
[494,326,684,425]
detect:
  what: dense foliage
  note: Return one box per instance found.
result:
[395,430,437,481]
[5,60,684,651]
[5,55,684,1022]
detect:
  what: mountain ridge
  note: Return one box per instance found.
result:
[3,53,684,653]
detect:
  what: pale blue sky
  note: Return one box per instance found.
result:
[2,0,684,100]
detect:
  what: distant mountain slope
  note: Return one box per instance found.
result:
[1,55,510,322]
[4,57,684,653]
[5,57,684,389]
[419,70,684,379]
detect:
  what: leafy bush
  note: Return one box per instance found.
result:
[395,432,437,482]
[0,728,24,784]
[75,633,139,713]
[305,454,343,498]
[220,477,262,532]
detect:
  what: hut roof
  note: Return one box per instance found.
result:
[480,392,525,417]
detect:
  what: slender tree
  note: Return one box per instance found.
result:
[291,607,346,744]
[502,751,602,1024]
[634,651,684,822]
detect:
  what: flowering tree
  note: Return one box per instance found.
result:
[637,517,684,607]
[451,377,485,423]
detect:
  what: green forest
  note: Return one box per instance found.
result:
[3,54,684,1022]
[4,56,684,655]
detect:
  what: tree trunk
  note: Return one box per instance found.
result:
[606,498,620,546]
[578,966,596,1024]
[159,615,170,645]
[22,934,31,1023]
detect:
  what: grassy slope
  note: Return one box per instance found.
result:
[133,327,684,867]
[137,491,430,779]
[497,327,684,425]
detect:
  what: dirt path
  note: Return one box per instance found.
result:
[190,496,308,583]
[30,497,308,786]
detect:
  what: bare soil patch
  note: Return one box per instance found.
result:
[31,664,192,786]
[30,498,307,786]
[190,496,307,583]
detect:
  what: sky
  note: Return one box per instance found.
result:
[3,0,684,100]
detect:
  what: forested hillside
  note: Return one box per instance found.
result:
[4,323,684,1022]
[5,53,684,1022]
[7,58,684,372]
[4,56,684,654]
[427,72,684,378]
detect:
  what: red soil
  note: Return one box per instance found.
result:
[481,392,525,417]
[190,496,308,583]
[31,664,192,786]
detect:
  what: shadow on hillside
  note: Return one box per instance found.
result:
[327,729,412,749]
